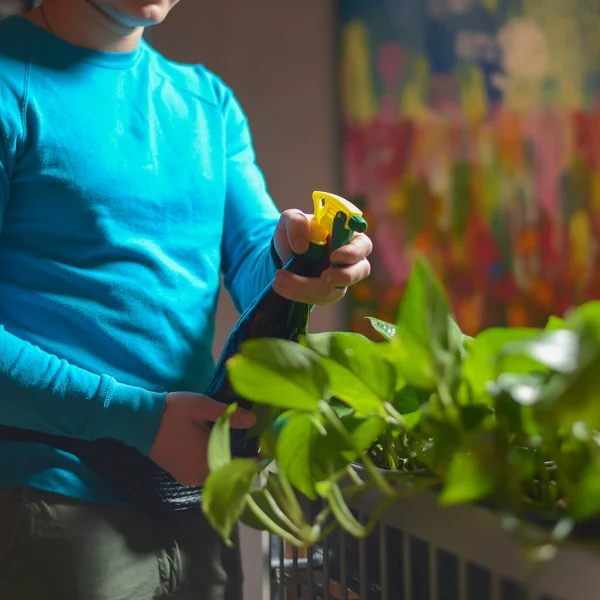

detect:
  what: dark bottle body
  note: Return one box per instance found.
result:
[206,243,330,456]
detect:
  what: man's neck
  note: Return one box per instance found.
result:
[25,1,144,53]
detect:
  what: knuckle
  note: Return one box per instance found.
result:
[282,208,305,223]
[363,258,372,277]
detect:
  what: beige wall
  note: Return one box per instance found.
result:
[153,0,341,357]
[153,3,338,598]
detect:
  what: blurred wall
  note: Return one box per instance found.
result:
[153,0,341,356]
[153,3,338,599]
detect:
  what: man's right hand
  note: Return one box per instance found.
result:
[148,392,255,486]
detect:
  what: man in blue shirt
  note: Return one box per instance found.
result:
[0,1,373,598]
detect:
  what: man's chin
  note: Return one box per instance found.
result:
[88,0,177,28]
[116,9,169,27]
[132,4,173,25]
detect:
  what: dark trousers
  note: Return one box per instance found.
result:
[0,487,243,600]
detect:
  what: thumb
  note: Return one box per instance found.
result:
[193,396,256,429]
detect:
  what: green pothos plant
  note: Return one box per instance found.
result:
[202,255,600,563]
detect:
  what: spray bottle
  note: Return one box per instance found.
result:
[206,191,368,457]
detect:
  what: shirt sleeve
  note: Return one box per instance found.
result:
[219,86,281,314]
[0,99,166,456]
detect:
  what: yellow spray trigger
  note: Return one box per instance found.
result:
[310,191,367,249]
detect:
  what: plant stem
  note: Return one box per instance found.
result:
[304,504,333,544]
[437,380,454,410]
[270,471,305,525]
[341,477,382,500]
[328,479,436,542]
[314,505,332,528]
[346,464,363,486]
[263,489,303,535]
[310,414,328,436]
[328,483,366,537]
[246,496,307,547]
[536,449,552,509]
[316,518,342,544]
[382,401,406,427]
[320,401,395,497]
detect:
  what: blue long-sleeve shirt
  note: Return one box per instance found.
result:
[0,16,280,503]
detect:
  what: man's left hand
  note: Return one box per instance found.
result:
[272,209,372,306]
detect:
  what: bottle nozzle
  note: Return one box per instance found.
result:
[348,215,368,233]
[309,191,367,248]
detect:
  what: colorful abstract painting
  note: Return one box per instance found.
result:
[340,0,600,337]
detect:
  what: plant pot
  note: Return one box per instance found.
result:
[319,485,600,600]
[349,461,600,543]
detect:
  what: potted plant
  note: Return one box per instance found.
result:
[201,255,600,577]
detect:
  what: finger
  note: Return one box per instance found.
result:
[282,209,311,255]
[275,269,335,298]
[273,281,345,305]
[195,396,256,429]
[229,408,257,429]
[274,271,346,305]
[330,233,373,265]
[321,258,371,288]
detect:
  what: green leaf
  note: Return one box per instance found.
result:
[390,386,427,430]
[545,316,566,331]
[276,413,319,499]
[202,459,261,544]
[227,339,329,411]
[391,386,428,415]
[385,337,437,389]
[488,373,547,407]
[566,301,600,338]
[499,330,579,375]
[403,411,422,429]
[319,359,388,414]
[391,255,460,389]
[459,403,493,430]
[331,401,355,419]
[366,317,396,341]
[397,255,450,348]
[501,322,600,431]
[462,328,540,398]
[461,333,476,356]
[311,416,387,475]
[303,333,396,413]
[259,413,292,460]
[419,400,463,468]
[347,417,388,460]
[207,403,238,471]
[536,333,600,430]
[245,404,279,440]
[448,317,472,360]
[440,451,496,505]
[571,460,600,521]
